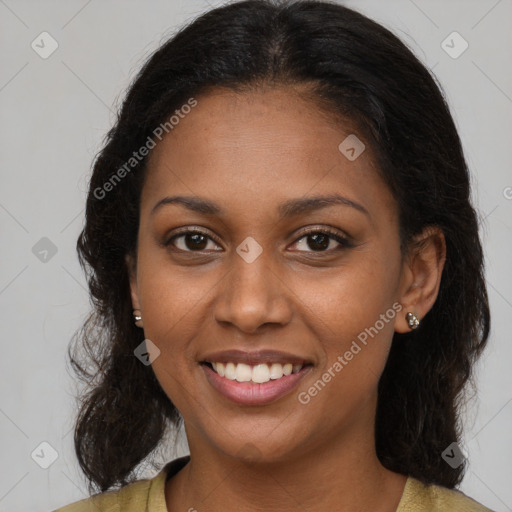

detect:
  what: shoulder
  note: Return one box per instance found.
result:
[397,476,495,512]
[52,456,189,512]
[52,478,153,512]
[432,484,495,512]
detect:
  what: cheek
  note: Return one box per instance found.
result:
[137,262,204,413]
[296,253,400,386]
[134,250,215,399]
[299,251,399,331]
[297,283,398,426]
[136,243,215,335]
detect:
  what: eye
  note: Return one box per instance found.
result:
[164,227,351,254]
[290,228,351,252]
[165,229,222,252]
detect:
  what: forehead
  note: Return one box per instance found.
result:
[142,86,395,223]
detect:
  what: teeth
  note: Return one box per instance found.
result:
[210,361,304,383]
[225,362,236,380]
[235,363,252,382]
[216,362,225,377]
[252,364,270,383]
[269,363,283,379]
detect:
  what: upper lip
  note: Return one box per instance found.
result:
[200,349,312,366]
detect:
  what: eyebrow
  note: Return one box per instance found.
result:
[151,193,370,218]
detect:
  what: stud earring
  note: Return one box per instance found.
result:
[406,312,420,330]
[133,309,143,328]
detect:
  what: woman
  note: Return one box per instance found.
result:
[54,0,494,510]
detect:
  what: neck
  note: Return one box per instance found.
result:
[165,422,407,512]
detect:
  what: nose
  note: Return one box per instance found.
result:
[213,249,293,334]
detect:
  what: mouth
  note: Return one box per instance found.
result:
[200,360,313,405]
[201,361,307,383]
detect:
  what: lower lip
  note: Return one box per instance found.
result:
[201,364,312,406]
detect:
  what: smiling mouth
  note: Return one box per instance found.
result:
[201,361,311,384]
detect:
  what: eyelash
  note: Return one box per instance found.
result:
[164,227,352,254]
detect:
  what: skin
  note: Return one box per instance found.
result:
[127,85,446,512]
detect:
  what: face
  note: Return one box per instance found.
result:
[129,85,409,463]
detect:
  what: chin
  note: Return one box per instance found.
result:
[211,431,304,466]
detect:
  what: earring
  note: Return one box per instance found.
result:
[133,309,143,328]
[406,312,420,330]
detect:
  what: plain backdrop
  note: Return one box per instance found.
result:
[0,1,511,511]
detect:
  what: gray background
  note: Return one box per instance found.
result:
[0,0,511,511]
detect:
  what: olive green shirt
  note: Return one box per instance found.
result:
[53,456,495,511]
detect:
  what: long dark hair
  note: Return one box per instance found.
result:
[70,0,490,493]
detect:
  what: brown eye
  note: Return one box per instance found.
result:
[183,233,208,250]
[166,230,221,252]
[307,233,330,251]
[291,229,351,253]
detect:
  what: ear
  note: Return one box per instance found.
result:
[125,253,141,311]
[395,226,446,333]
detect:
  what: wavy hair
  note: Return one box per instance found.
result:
[69,0,490,493]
